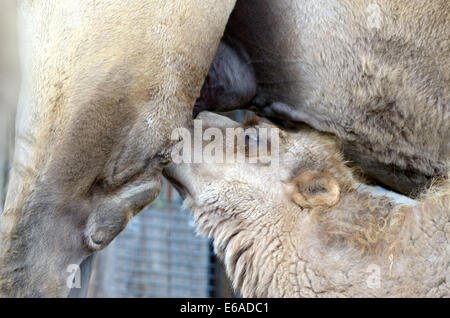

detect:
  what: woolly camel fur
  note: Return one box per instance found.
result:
[164,112,450,297]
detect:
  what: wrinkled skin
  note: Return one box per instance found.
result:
[195,0,450,195]
[164,112,450,297]
[0,0,236,297]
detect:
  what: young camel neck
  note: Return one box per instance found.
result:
[188,179,449,297]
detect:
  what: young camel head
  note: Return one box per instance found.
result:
[164,112,449,297]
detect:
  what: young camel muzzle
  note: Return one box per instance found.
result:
[164,112,449,297]
[0,1,236,297]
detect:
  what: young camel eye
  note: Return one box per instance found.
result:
[244,129,260,157]
[245,133,259,144]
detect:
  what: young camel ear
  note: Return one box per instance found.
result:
[290,171,340,209]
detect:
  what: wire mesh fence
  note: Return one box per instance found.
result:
[87,181,234,298]
[0,0,18,213]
